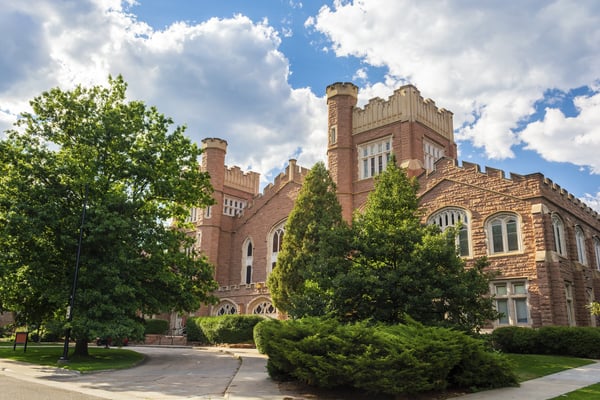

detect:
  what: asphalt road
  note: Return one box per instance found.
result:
[0,346,243,400]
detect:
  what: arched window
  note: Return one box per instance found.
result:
[242,239,253,284]
[575,226,587,265]
[594,237,600,271]
[486,213,520,254]
[215,301,237,316]
[552,214,567,256]
[252,300,277,316]
[268,221,285,274]
[427,208,470,256]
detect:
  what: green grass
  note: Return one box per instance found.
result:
[505,353,595,382]
[548,383,600,399]
[0,343,144,372]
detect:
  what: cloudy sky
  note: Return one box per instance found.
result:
[2,0,600,210]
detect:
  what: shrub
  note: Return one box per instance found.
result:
[255,317,517,396]
[189,315,265,345]
[144,319,169,335]
[185,317,207,343]
[491,326,600,359]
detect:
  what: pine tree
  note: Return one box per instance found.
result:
[267,162,351,318]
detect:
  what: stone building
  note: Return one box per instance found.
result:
[190,82,600,329]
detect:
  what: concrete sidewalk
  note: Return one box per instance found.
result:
[456,361,600,400]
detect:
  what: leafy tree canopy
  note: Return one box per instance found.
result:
[0,76,218,354]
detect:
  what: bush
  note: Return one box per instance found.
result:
[185,317,208,343]
[188,315,264,345]
[491,326,600,358]
[144,319,169,335]
[254,317,517,396]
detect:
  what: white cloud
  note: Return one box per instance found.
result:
[520,90,600,173]
[312,0,600,163]
[0,0,326,187]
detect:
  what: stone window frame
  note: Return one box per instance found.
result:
[214,300,237,316]
[427,207,471,257]
[223,196,247,217]
[594,237,600,271]
[492,280,530,326]
[250,297,277,316]
[241,238,253,285]
[268,220,286,275]
[552,213,567,257]
[485,212,522,255]
[574,225,587,265]
[358,136,392,180]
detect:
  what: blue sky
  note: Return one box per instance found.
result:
[1,0,599,210]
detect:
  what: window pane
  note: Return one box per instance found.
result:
[513,283,526,295]
[245,265,252,284]
[496,300,509,324]
[492,223,504,253]
[506,219,519,251]
[495,284,507,296]
[514,298,528,323]
[459,228,469,256]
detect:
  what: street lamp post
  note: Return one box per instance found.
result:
[59,187,87,362]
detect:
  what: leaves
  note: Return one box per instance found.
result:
[0,76,217,348]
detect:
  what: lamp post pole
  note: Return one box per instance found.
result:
[59,186,87,362]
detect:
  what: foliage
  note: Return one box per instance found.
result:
[491,326,600,358]
[333,157,498,330]
[184,317,208,343]
[267,162,351,318]
[588,301,600,316]
[188,315,264,344]
[254,317,517,396]
[0,76,218,356]
[0,345,143,372]
[144,319,169,335]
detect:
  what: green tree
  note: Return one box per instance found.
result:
[267,161,351,318]
[0,76,218,355]
[334,157,497,331]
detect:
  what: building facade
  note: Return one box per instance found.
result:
[190,82,600,328]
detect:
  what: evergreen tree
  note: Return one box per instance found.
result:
[0,76,218,355]
[267,162,351,318]
[334,156,497,331]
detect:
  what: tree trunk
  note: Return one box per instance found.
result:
[73,338,89,357]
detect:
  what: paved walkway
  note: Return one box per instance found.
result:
[1,345,599,399]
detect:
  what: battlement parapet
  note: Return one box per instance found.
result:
[224,165,260,195]
[260,159,309,198]
[353,85,454,141]
[444,160,600,220]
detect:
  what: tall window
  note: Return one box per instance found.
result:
[493,281,529,325]
[575,226,587,265]
[552,214,567,256]
[269,221,285,274]
[427,208,470,256]
[358,137,392,179]
[223,196,247,217]
[594,237,600,271]
[185,207,198,222]
[329,126,337,144]
[565,282,575,326]
[242,239,253,284]
[486,213,520,254]
[423,139,444,171]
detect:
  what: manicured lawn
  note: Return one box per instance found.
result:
[548,383,600,399]
[0,342,144,372]
[505,353,595,382]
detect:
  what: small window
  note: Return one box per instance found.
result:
[329,126,337,144]
[487,213,521,254]
[492,281,529,326]
[423,139,444,171]
[552,214,567,256]
[594,237,600,271]
[565,282,575,326]
[575,226,587,265]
